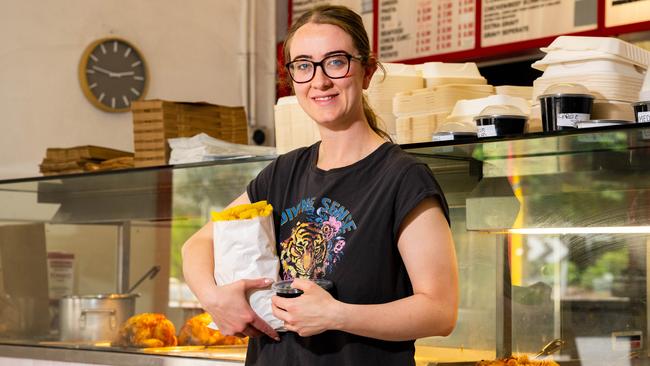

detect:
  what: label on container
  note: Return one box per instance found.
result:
[432,133,454,142]
[638,111,650,123]
[477,124,497,138]
[557,113,590,128]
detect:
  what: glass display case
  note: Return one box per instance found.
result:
[1,125,650,366]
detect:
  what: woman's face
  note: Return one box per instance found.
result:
[288,22,375,128]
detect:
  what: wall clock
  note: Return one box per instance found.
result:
[78,37,148,113]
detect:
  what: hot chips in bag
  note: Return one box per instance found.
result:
[211,201,282,330]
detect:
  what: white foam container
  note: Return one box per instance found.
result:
[640,67,650,102]
[538,59,645,79]
[415,62,482,78]
[540,36,650,69]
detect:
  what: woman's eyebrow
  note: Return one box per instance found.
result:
[291,50,350,61]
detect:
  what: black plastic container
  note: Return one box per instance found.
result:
[633,101,650,123]
[539,93,594,131]
[272,279,333,298]
[474,115,527,138]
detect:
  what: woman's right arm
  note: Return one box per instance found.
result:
[181,192,279,340]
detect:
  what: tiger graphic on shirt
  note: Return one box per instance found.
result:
[279,197,357,280]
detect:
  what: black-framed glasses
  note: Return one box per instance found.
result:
[285,53,363,83]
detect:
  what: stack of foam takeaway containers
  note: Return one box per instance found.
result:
[391,62,494,143]
[529,36,650,131]
[273,96,320,154]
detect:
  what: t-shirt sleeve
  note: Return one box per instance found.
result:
[246,158,278,203]
[393,163,450,239]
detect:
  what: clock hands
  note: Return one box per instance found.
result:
[91,65,136,78]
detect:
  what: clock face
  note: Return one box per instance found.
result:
[79,38,148,112]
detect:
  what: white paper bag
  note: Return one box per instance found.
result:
[211,214,283,330]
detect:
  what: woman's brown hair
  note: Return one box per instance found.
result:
[283,5,391,141]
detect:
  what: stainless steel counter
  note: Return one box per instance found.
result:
[0,343,245,366]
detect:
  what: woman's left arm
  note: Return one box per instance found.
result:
[272,197,459,340]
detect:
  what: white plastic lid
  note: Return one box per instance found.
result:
[476,104,527,118]
[448,95,530,121]
[539,83,594,98]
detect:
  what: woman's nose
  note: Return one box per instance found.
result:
[311,65,333,89]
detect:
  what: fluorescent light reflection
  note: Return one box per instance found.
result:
[507,226,650,235]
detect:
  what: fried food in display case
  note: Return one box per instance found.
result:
[178,312,248,346]
[116,313,178,348]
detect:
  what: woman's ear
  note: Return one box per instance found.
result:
[362,61,378,89]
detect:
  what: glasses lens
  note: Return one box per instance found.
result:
[323,55,350,78]
[288,60,314,83]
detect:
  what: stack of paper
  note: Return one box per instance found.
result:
[168,133,275,164]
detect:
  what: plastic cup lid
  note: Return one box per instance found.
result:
[538,83,594,99]
[272,279,333,295]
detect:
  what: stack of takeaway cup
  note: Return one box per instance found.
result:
[530,35,650,131]
[633,68,650,123]
[391,62,493,143]
[274,96,320,154]
[367,63,424,140]
[437,94,530,138]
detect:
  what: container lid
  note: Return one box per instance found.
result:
[62,293,139,299]
[474,115,529,122]
[272,279,333,296]
[538,83,594,99]
[474,105,527,120]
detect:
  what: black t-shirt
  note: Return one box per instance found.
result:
[245,141,449,366]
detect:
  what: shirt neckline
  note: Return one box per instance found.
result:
[310,141,393,175]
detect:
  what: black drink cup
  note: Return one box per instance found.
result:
[633,101,650,123]
[539,93,594,131]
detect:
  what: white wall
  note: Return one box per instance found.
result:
[0,0,276,180]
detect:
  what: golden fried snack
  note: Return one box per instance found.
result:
[476,355,559,366]
[116,313,178,348]
[178,312,248,346]
[211,201,273,221]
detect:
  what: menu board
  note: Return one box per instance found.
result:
[481,0,597,47]
[378,0,476,62]
[605,0,650,27]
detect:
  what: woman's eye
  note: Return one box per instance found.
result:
[326,57,346,68]
[295,62,312,71]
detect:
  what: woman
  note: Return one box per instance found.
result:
[182,5,458,366]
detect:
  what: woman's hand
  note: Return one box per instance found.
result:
[271,278,340,337]
[204,278,280,341]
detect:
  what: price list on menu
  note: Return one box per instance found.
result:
[378,0,475,62]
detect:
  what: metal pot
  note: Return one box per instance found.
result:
[59,293,138,343]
